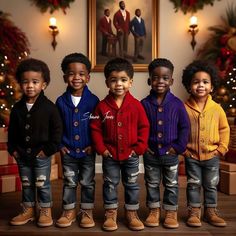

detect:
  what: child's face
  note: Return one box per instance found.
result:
[20,71,47,103]
[149,66,173,95]
[63,62,90,96]
[105,71,133,99]
[190,71,213,99]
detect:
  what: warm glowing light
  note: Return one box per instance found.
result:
[189,16,198,27]
[49,17,57,27]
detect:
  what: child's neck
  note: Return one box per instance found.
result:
[193,96,208,112]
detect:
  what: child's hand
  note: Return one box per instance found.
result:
[83,146,93,155]
[167,147,177,155]
[36,150,46,158]
[60,147,70,156]
[129,150,137,158]
[147,148,155,155]
[103,150,112,158]
[12,151,19,159]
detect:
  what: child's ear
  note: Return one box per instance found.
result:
[42,82,47,90]
[86,74,90,83]
[147,78,151,86]
[105,79,109,88]
[211,86,214,93]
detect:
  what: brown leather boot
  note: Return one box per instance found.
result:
[102,209,118,231]
[56,209,76,228]
[37,207,53,227]
[144,208,160,227]
[79,209,95,228]
[186,207,201,227]
[163,210,179,229]
[125,210,144,231]
[10,205,35,226]
[204,208,226,227]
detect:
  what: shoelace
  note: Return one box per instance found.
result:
[166,211,176,219]
[40,208,49,217]
[20,203,30,215]
[78,209,91,219]
[63,210,74,219]
[150,209,159,216]
[188,207,200,217]
[208,208,220,216]
[105,210,116,220]
[126,211,139,221]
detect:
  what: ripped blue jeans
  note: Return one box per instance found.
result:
[143,151,179,211]
[62,154,95,210]
[16,156,52,208]
[185,156,219,208]
[102,155,140,210]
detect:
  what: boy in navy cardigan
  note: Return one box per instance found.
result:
[141,58,190,229]
[90,58,149,231]
[56,53,99,228]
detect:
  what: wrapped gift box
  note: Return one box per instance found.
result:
[0,150,16,166]
[50,163,58,181]
[0,164,18,175]
[0,142,7,150]
[0,174,22,193]
[219,161,236,195]
[0,128,7,143]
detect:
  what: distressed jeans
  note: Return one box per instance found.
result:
[185,156,219,208]
[16,156,52,208]
[143,151,179,211]
[102,155,140,210]
[62,153,95,210]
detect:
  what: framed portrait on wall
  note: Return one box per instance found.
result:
[88,0,158,72]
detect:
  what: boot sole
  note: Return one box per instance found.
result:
[102,225,118,231]
[80,222,95,228]
[203,219,227,227]
[144,222,159,227]
[10,217,35,226]
[163,223,179,229]
[186,222,202,227]
[128,226,145,231]
[56,218,76,228]
[37,221,53,227]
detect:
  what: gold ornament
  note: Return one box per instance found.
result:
[218,87,227,95]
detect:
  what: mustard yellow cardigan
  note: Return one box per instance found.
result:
[184,95,230,161]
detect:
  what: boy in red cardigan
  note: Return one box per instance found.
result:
[90,58,149,231]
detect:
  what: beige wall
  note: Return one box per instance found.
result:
[1,0,235,102]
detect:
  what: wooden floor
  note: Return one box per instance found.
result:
[0,174,235,236]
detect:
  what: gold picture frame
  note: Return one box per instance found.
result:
[88,0,158,72]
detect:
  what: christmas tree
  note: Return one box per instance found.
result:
[0,11,30,127]
[198,4,236,117]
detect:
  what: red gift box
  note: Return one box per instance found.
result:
[0,142,7,150]
[0,174,22,193]
[0,150,16,166]
[0,164,18,175]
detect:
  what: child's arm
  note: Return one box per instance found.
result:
[217,107,230,156]
[171,103,190,154]
[132,103,150,155]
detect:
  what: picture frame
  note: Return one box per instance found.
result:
[88,0,158,72]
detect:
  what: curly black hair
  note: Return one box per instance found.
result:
[15,58,50,84]
[61,52,91,74]
[148,58,174,76]
[104,57,134,79]
[182,60,219,93]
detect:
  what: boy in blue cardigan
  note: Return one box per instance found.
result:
[56,53,99,228]
[141,58,190,229]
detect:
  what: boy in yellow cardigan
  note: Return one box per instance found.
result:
[182,60,230,227]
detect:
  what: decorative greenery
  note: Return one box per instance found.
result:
[29,0,75,14]
[198,4,236,117]
[0,11,29,127]
[170,0,221,14]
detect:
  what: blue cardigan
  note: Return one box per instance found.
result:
[56,86,99,158]
[141,90,190,156]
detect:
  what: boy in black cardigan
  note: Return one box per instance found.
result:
[7,58,62,227]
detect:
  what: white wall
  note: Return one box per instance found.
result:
[1,0,235,102]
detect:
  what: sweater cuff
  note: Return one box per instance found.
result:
[172,143,185,155]
[217,146,228,156]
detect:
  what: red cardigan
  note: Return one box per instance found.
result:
[90,92,149,161]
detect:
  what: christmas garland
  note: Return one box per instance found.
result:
[198,4,236,117]
[170,0,221,14]
[29,0,75,14]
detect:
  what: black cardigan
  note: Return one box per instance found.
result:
[7,91,63,159]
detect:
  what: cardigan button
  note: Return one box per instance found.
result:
[25,136,30,142]
[74,121,79,127]
[158,107,163,112]
[76,148,80,153]
[158,120,163,125]
[118,134,123,140]
[25,124,30,130]
[26,148,31,154]
[74,135,80,140]
[26,114,31,118]
[157,132,163,138]
[117,122,122,127]
[74,108,79,113]
[158,144,162,148]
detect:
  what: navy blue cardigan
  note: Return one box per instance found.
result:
[56,86,99,158]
